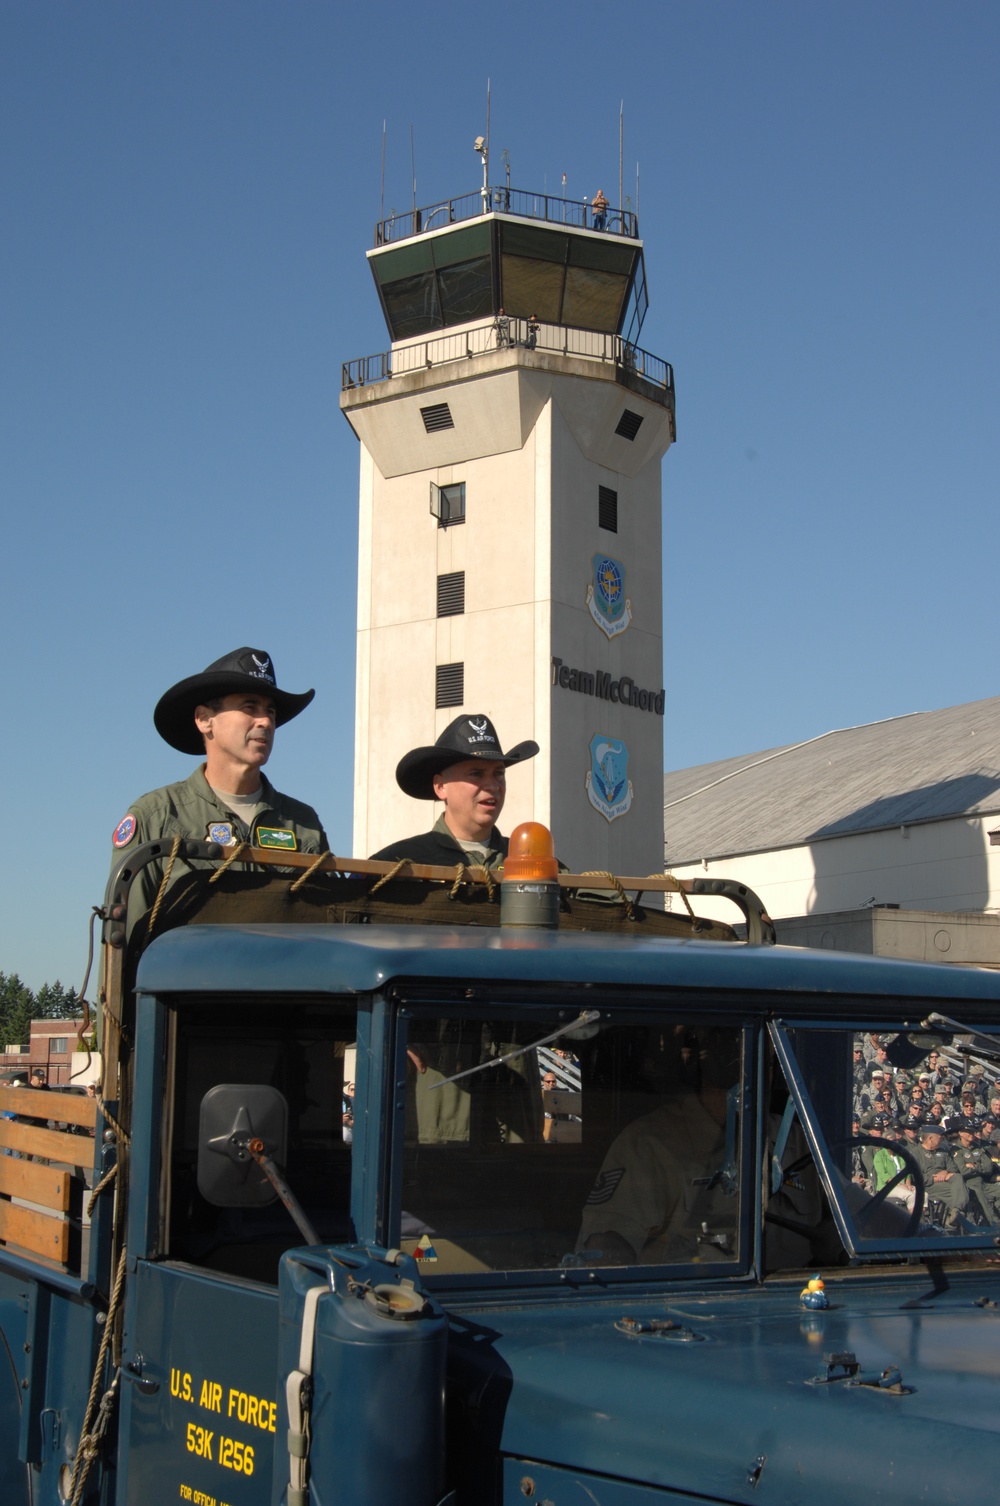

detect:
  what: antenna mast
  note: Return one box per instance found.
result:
[380,120,386,226]
[619,101,624,221]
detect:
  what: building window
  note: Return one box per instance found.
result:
[49,1039,68,1055]
[436,662,464,708]
[421,402,454,433]
[437,571,465,617]
[430,481,466,528]
[598,485,618,533]
[615,408,644,441]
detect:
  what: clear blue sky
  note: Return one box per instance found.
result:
[2,2,997,990]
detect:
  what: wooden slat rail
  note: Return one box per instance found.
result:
[0,1088,94,1270]
[189,845,691,892]
[2,1086,97,1131]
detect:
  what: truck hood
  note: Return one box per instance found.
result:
[448,1270,1000,1504]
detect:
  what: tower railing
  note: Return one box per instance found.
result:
[341,318,673,406]
[375,187,638,246]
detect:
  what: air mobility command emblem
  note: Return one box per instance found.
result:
[208,822,236,847]
[586,554,632,639]
[586,735,633,822]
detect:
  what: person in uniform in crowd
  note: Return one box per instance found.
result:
[951,1126,1000,1223]
[852,1043,866,1095]
[866,1042,892,1082]
[913,1123,969,1228]
[111,647,326,928]
[905,1100,926,1131]
[862,1031,883,1065]
[370,713,538,870]
[922,1050,946,1091]
[951,1091,982,1133]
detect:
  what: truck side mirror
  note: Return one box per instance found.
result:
[197,1084,288,1207]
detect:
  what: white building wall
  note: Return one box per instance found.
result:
[666,815,1000,926]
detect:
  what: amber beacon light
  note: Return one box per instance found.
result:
[501,822,560,928]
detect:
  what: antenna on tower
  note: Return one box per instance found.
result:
[475,81,490,209]
[380,119,386,227]
[619,101,624,224]
[409,124,416,218]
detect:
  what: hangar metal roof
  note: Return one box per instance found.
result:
[664,694,1000,865]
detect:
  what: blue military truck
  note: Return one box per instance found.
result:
[4,829,1000,1506]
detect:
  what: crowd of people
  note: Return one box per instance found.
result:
[852,1031,1000,1228]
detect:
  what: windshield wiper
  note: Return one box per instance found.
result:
[427,1009,601,1089]
[921,1011,1000,1063]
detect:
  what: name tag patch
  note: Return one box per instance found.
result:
[257,827,297,851]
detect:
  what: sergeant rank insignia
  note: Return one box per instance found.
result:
[586,554,632,639]
[586,735,633,823]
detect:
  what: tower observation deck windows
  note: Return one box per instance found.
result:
[599,486,618,533]
[430,481,465,527]
[436,663,464,709]
[369,215,646,341]
[372,224,493,340]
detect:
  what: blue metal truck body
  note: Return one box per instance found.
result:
[5,916,1000,1505]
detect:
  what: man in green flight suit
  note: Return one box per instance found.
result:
[110,646,328,930]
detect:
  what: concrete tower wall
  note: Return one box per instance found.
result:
[346,333,672,872]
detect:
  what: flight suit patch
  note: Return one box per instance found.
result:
[256,827,297,851]
[208,822,236,846]
[113,815,137,848]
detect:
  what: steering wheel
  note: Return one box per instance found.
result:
[843,1135,925,1237]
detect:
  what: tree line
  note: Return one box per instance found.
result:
[0,972,80,1054]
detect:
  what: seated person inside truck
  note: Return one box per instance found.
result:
[110,646,328,930]
[576,1028,740,1266]
[370,713,538,869]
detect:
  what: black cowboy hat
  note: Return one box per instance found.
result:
[154,647,315,755]
[396,713,538,800]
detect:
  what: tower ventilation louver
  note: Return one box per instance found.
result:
[421,403,455,433]
[615,408,644,441]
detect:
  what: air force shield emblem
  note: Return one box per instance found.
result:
[586,554,632,639]
[586,735,633,822]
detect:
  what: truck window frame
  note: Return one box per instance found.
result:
[385,989,756,1292]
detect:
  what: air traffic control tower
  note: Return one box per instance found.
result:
[341,179,675,873]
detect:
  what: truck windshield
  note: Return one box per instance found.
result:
[772,1020,1000,1257]
[398,1007,747,1279]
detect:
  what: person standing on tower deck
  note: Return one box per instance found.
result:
[590,188,609,231]
[110,647,328,930]
[369,714,538,871]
